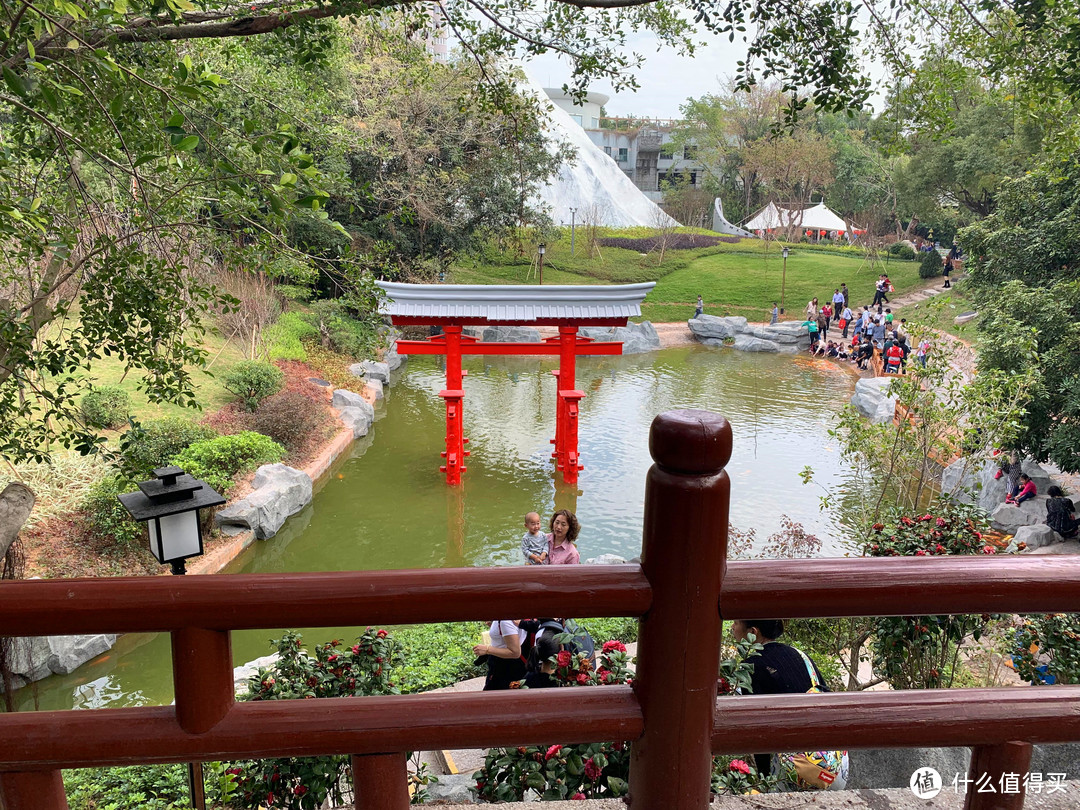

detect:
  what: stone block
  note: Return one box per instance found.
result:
[339,405,374,439]
[216,463,312,540]
[991,497,1050,534]
[1013,523,1062,551]
[850,377,898,424]
[47,634,117,675]
[585,554,628,565]
[688,315,747,340]
[481,325,541,343]
[364,378,384,401]
[332,388,366,410]
[611,321,660,354]
[732,335,780,352]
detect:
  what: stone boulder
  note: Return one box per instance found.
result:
[233,653,279,696]
[742,323,807,345]
[585,553,628,565]
[4,633,118,686]
[364,378,384,401]
[481,325,540,343]
[425,773,476,804]
[991,497,1050,534]
[383,341,406,372]
[611,321,660,354]
[339,406,374,438]
[943,457,1055,514]
[578,326,615,340]
[215,463,313,540]
[332,388,366,410]
[462,325,485,339]
[1012,523,1062,551]
[687,315,746,341]
[349,360,390,383]
[732,335,780,353]
[850,377,898,424]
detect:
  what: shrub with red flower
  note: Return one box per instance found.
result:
[863,497,1006,690]
[711,756,778,794]
[227,628,401,810]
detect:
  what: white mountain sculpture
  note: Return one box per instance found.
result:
[519,71,679,229]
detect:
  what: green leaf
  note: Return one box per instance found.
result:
[174,135,199,152]
[2,66,27,98]
[279,172,297,187]
[243,118,256,134]
[133,154,160,167]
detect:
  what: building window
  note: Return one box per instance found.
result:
[590,117,600,129]
[571,114,583,126]
[604,146,613,156]
[683,143,698,160]
[618,148,629,162]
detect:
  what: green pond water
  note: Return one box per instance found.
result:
[16,346,860,712]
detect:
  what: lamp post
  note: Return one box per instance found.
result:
[118,465,226,810]
[117,465,226,575]
[569,208,577,256]
[781,246,789,315]
[537,242,546,285]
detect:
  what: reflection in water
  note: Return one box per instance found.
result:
[17,346,860,711]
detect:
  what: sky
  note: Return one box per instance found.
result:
[522,27,888,121]
[524,31,745,119]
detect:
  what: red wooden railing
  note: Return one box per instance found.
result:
[2,409,1080,810]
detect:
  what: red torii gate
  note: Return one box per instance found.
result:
[376,281,655,485]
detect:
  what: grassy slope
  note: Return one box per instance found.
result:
[453,233,923,323]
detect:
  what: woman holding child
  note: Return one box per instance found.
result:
[547,509,581,565]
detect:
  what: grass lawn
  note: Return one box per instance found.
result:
[902,281,980,341]
[453,231,924,323]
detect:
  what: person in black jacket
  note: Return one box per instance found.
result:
[1045,486,1079,539]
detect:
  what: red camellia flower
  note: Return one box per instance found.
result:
[376,629,388,638]
[915,549,927,556]
[920,514,933,521]
[294,785,308,796]
[936,544,946,553]
[328,654,338,663]
[584,758,602,781]
[717,676,730,694]
[576,672,588,685]
[556,650,572,667]
[729,759,751,774]
[545,744,562,761]
[266,793,275,806]
[936,517,947,527]
[352,645,360,654]
[982,545,997,554]
[873,523,885,531]
[572,793,586,800]
[602,640,627,653]
[901,516,915,527]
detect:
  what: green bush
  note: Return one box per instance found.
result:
[247,391,323,453]
[81,386,131,429]
[170,431,285,495]
[306,299,380,359]
[919,249,944,278]
[391,622,487,693]
[223,361,284,412]
[119,417,217,480]
[80,474,144,547]
[264,311,319,362]
[887,242,916,261]
[64,763,192,810]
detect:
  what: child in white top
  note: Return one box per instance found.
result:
[521,512,548,564]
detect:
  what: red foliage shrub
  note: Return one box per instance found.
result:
[596,234,739,252]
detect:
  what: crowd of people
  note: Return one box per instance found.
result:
[799,278,929,374]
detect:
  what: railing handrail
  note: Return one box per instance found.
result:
[0,565,651,637]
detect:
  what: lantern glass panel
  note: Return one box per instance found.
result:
[148,510,201,563]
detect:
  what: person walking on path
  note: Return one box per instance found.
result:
[831,288,845,312]
[840,305,853,338]
[806,297,819,319]
[943,257,952,288]
[841,283,850,307]
[821,302,833,333]
[770,302,779,325]
[695,295,704,317]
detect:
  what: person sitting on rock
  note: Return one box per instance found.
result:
[1045,486,1079,539]
[1006,473,1037,506]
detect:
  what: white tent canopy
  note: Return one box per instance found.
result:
[743,201,851,234]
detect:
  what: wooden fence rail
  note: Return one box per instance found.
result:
[1,408,1078,810]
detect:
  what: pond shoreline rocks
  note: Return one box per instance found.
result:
[215,463,314,541]
[687,315,810,353]
[849,378,899,424]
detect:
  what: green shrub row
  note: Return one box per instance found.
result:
[223,361,285,412]
[170,431,285,496]
[264,311,319,362]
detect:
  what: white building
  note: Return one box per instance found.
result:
[543,88,707,203]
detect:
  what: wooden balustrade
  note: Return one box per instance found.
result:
[1,408,1078,810]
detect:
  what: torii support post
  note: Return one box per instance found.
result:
[553,326,585,485]
[629,409,731,809]
[438,326,469,485]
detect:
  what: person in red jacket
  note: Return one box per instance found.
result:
[885,341,904,373]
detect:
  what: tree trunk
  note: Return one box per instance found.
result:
[0,482,35,564]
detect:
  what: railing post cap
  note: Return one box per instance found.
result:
[649,410,732,473]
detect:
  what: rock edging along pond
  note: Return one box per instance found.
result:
[687,315,811,353]
[5,359,395,692]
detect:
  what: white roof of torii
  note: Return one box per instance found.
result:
[744,201,850,232]
[376,281,655,325]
